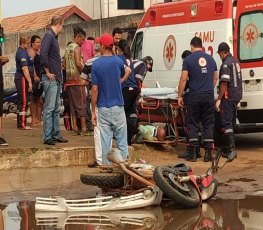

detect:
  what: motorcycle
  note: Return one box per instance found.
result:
[35,149,162,212]
[36,149,226,212]
[80,149,225,209]
[3,86,18,115]
[81,149,158,192]
[153,150,229,209]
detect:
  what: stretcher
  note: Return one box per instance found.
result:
[138,87,186,146]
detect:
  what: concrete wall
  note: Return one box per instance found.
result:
[2,13,143,88]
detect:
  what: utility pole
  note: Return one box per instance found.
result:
[108,0,109,18]
[0,0,2,22]
[0,0,2,56]
[99,0,102,35]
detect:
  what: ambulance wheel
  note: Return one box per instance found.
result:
[80,172,124,189]
[153,166,200,208]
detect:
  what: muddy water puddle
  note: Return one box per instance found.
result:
[0,196,263,230]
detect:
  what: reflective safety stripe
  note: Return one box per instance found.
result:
[232,63,237,88]
[221,74,230,80]
[19,112,27,115]
[225,129,233,134]
[133,60,144,68]
[130,113,137,118]
[203,139,214,142]
[135,74,145,81]
[189,138,198,142]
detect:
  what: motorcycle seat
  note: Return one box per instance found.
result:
[172,163,192,172]
[3,86,17,97]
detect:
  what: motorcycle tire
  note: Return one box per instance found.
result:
[153,166,200,208]
[80,172,124,189]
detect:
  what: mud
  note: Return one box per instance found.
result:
[0,129,263,229]
[0,133,263,202]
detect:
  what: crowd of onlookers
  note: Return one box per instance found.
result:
[0,15,153,167]
[0,14,241,168]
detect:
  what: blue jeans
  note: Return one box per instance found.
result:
[98,106,128,164]
[42,75,62,141]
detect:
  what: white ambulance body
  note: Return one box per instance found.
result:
[131,0,263,131]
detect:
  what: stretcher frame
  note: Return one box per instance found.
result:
[138,95,186,146]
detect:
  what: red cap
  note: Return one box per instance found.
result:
[96,33,113,47]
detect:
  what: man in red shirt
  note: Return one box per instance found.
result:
[81,37,94,63]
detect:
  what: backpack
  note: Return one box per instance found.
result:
[64,43,82,84]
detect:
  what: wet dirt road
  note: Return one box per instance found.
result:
[0,133,263,229]
[1,197,262,229]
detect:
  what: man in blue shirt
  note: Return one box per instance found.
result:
[91,33,131,164]
[178,37,218,162]
[40,15,68,145]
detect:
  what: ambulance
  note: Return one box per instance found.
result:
[131,0,263,132]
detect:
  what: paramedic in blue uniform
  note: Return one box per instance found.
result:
[15,34,33,130]
[178,37,218,162]
[215,42,242,161]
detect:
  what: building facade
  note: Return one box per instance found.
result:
[70,0,169,19]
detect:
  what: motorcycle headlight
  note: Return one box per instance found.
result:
[143,189,154,199]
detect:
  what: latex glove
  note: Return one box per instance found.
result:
[215,99,221,112]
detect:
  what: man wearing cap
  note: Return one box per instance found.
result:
[215,42,242,161]
[128,56,153,142]
[91,33,131,164]
[133,56,153,89]
[178,37,218,162]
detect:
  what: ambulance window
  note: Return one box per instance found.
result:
[238,11,263,62]
[131,31,143,60]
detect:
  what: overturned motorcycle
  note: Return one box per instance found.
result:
[35,149,230,211]
[35,149,163,212]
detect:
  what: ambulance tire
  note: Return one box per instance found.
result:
[153,166,200,208]
[80,172,124,189]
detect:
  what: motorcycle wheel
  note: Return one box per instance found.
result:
[153,166,200,208]
[80,172,124,189]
